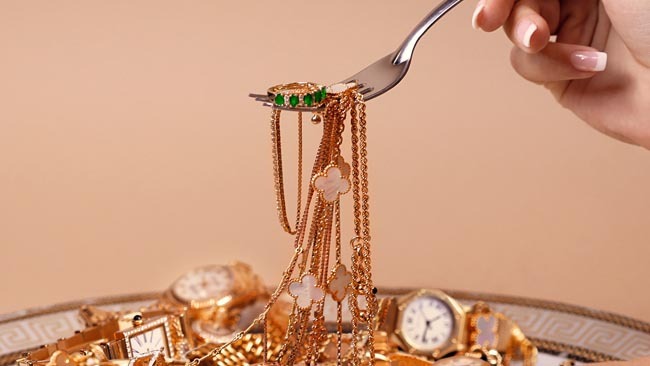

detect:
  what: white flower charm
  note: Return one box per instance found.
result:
[327,264,353,302]
[313,165,351,203]
[337,156,351,178]
[475,315,498,348]
[289,273,325,309]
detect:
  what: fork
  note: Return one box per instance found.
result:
[250,0,465,107]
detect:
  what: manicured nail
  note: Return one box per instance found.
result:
[472,0,485,30]
[570,51,608,72]
[516,20,537,48]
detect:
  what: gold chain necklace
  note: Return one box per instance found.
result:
[187,82,377,366]
[270,109,302,235]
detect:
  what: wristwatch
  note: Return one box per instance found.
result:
[376,289,537,366]
[100,315,186,360]
[156,262,265,319]
[386,289,467,359]
[17,312,189,366]
[152,262,267,346]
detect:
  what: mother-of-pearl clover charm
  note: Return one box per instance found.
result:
[312,164,351,203]
[288,273,325,309]
[475,315,498,348]
[337,156,351,178]
[327,264,353,302]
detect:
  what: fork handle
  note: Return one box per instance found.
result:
[393,0,465,64]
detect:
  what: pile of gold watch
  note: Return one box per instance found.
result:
[16,267,536,366]
[17,82,537,366]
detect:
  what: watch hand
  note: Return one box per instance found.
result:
[422,320,431,343]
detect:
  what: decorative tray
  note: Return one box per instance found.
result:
[1,289,648,366]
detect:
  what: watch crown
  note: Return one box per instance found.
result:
[132,314,144,327]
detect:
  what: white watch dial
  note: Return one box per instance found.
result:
[129,327,168,357]
[399,295,454,352]
[172,265,234,303]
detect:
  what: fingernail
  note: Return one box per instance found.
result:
[515,20,537,48]
[570,51,608,72]
[472,0,485,30]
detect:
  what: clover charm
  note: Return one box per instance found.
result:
[327,264,353,302]
[288,273,325,309]
[313,164,351,203]
[475,315,498,348]
[337,156,351,178]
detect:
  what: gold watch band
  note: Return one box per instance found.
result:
[17,321,120,366]
[18,313,190,366]
[467,302,537,366]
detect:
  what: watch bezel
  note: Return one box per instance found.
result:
[395,289,467,358]
[114,316,174,360]
[169,264,236,308]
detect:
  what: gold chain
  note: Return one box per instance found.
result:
[270,110,303,235]
[191,86,376,366]
[357,97,378,366]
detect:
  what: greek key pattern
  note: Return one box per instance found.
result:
[1,291,649,365]
[0,300,152,355]
[488,302,650,360]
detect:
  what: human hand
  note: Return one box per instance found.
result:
[471,0,650,149]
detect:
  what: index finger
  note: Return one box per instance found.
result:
[472,0,516,32]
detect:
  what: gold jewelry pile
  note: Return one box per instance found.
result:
[16,83,537,366]
[16,269,536,366]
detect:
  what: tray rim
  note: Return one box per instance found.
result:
[3,288,648,333]
[1,288,648,365]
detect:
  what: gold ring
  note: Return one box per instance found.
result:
[267,82,327,109]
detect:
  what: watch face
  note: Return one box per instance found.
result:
[399,295,455,352]
[171,265,234,303]
[435,356,489,366]
[128,326,169,358]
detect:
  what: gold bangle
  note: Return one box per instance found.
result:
[267,82,326,109]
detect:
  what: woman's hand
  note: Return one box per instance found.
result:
[472,0,650,149]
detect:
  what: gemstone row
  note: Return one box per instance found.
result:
[274,87,327,108]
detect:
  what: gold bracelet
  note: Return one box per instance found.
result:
[467,302,537,366]
[18,313,190,366]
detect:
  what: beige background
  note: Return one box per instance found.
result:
[1,1,649,322]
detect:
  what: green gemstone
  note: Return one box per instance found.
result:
[274,94,285,106]
[303,93,313,106]
[321,87,327,100]
[289,94,299,107]
[314,90,322,103]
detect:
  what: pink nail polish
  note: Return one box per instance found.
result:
[472,0,485,30]
[515,20,537,48]
[570,51,608,72]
